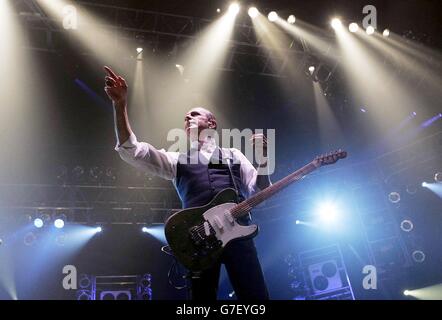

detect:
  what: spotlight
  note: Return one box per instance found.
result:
[24,232,37,246]
[95,226,102,233]
[360,108,367,113]
[422,182,428,187]
[55,232,67,246]
[400,220,414,232]
[248,7,259,18]
[331,18,342,30]
[317,202,337,222]
[34,218,44,228]
[435,172,442,182]
[142,227,149,233]
[287,15,296,24]
[349,22,359,33]
[308,66,315,74]
[412,250,425,263]
[388,192,401,203]
[228,3,240,15]
[404,290,410,296]
[136,48,143,54]
[366,26,375,35]
[54,218,65,229]
[406,184,417,195]
[295,220,300,225]
[383,29,390,37]
[228,291,235,298]
[216,8,221,13]
[268,11,278,22]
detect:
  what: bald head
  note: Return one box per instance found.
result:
[184,107,217,135]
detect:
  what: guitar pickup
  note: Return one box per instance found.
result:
[224,211,234,224]
[203,222,211,236]
[213,217,224,230]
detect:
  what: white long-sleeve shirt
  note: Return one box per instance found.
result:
[115,133,260,199]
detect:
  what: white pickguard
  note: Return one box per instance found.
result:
[202,202,258,247]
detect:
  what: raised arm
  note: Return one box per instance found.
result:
[104,66,132,145]
[103,66,178,180]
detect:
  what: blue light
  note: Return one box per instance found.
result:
[54,219,65,229]
[34,218,44,228]
[422,182,427,187]
[317,202,338,222]
[95,227,102,233]
[142,227,148,233]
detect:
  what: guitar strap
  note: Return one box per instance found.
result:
[223,148,240,201]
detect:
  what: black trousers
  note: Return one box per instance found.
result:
[190,238,269,301]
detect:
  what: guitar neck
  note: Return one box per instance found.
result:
[230,161,319,219]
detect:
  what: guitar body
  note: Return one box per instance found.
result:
[164,188,258,272]
[164,150,347,272]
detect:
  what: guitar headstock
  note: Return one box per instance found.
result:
[314,149,347,166]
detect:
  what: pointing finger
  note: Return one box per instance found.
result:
[104,66,118,79]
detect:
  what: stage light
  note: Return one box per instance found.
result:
[317,202,338,222]
[142,227,148,233]
[435,172,442,182]
[228,3,240,15]
[388,191,401,203]
[136,47,143,54]
[268,11,278,22]
[295,220,300,225]
[34,218,44,228]
[248,7,259,18]
[404,290,410,296]
[360,108,367,113]
[308,66,315,74]
[287,15,296,24]
[24,232,37,246]
[216,8,221,13]
[331,18,342,30]
[400,219,414,232]
[422,182,428,187]
[95,227,102,233]
[349,23,359,33]
[406,184,417,195]
[412,250,425,263]
[383,29,390,37]
[54,218,65,229]
[366,26,375,35]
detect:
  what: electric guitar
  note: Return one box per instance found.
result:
[164,150,347,272]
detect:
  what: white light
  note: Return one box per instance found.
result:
[349,23,359,33]
[136,47,143,54]
[404,290,410,296]
[331,18,342,30]
[287,15,296,24]
[317,202,338,222]
[308,66,315,74]
[228,3,240,15]
[422,182,428,187]
[435,172,442,182]
[248,7,259,18]
[268,11,278,22]
[216,8,221,13]
[295,220,300,225]
[142,227,149,233]
[383,29,390,37]
[54,219,64,229]
[366,26,375,35]
[34,218,44,228]
[95,227,102,233]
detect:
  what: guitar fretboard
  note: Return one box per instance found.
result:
[230,161,319,218]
